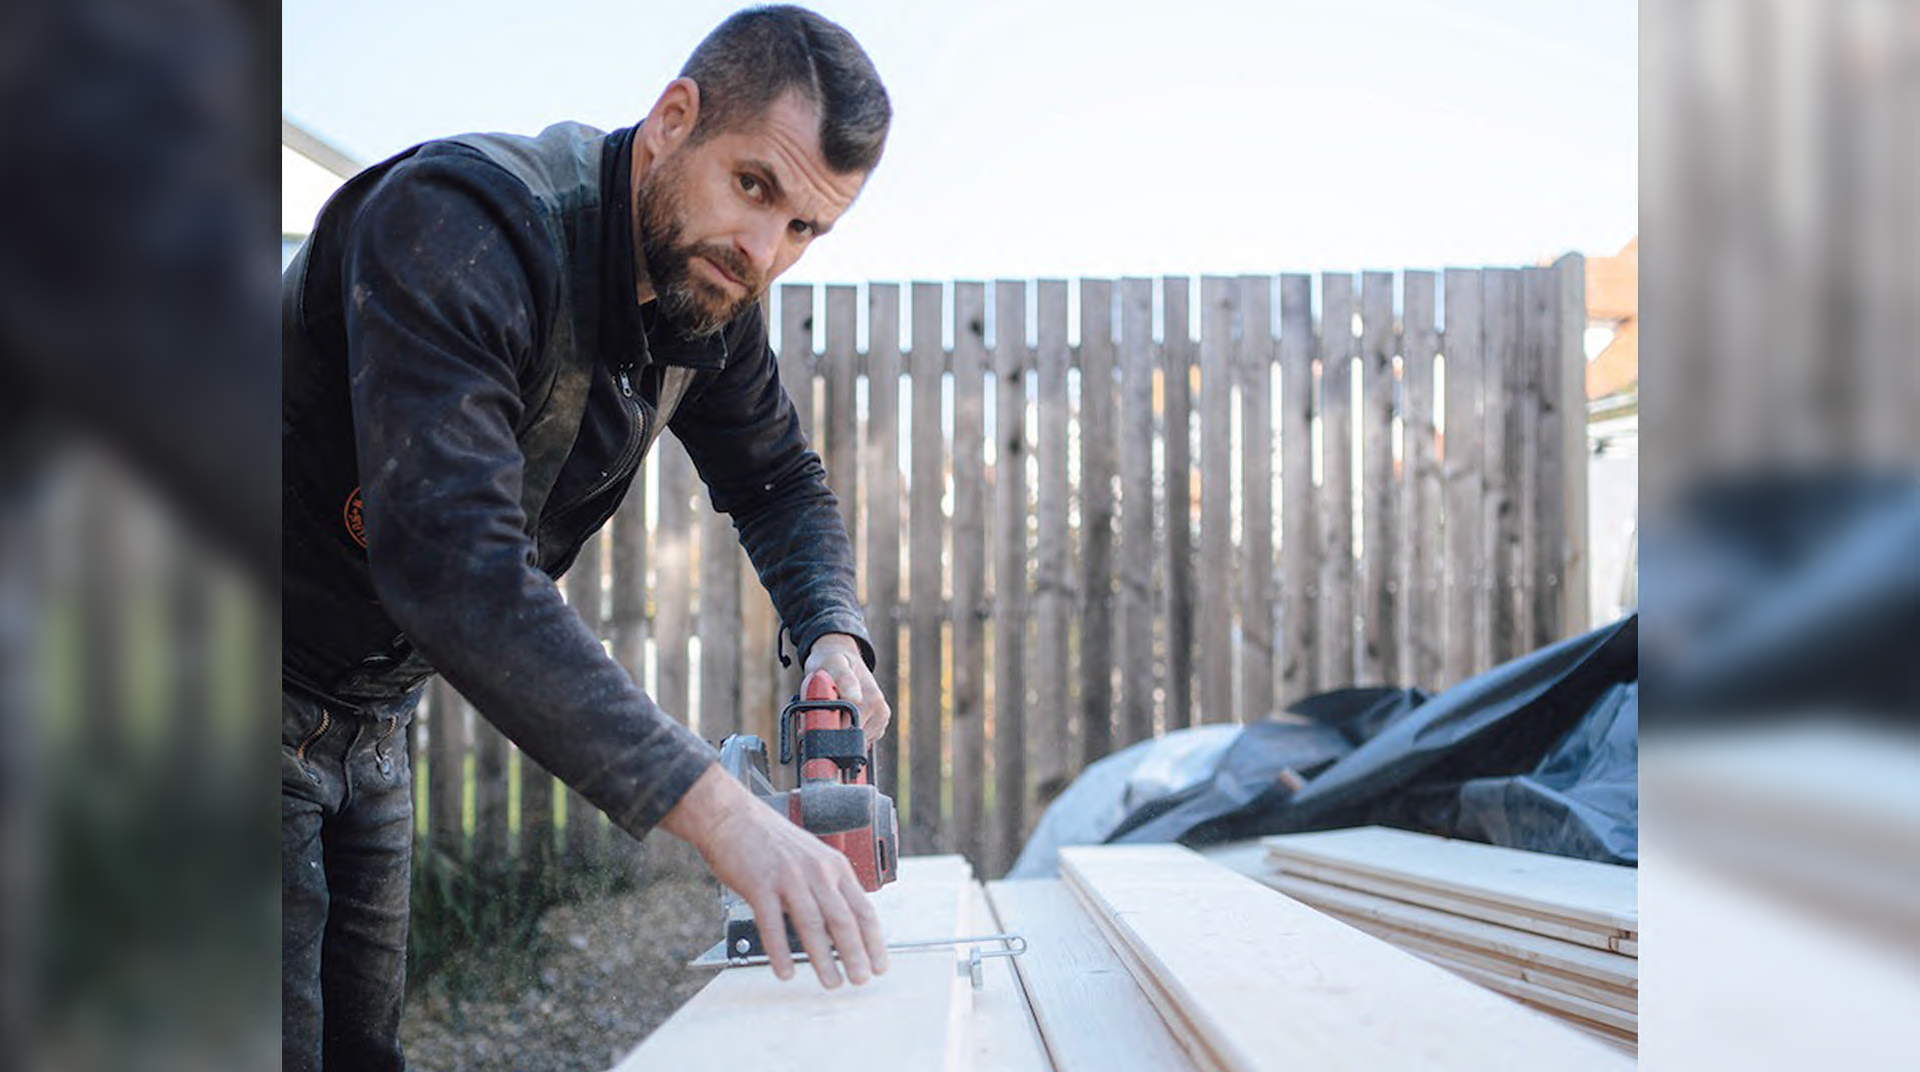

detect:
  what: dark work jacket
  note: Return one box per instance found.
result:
[282,121,872,839]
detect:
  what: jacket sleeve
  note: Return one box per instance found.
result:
[668,308,875,670]
[339,150,716,839]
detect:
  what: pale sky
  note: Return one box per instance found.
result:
[282,0,1636,283]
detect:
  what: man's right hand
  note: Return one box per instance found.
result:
[660,764,890,989]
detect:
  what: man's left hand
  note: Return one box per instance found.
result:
[804,633,891,746]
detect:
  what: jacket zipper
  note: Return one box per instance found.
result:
[295,709,332,766]
[537,362,648,545]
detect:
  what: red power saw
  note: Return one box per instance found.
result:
[695,669,900,964]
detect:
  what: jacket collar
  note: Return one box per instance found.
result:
[602,124,730,373]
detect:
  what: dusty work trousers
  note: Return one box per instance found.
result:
[281,683,419,1072]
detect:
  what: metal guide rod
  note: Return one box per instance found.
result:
[691,932,1027,970]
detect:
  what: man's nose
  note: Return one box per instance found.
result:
[735,218,782,279]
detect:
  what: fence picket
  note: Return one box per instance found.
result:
[1118,278,1155,747]
[1238,274,1275,720]
[1198,276,1236,722]
[908,282,947,852]
[1482,269,1524,665]
[951,281,988,869]
[1359,271,1400,686]
[865,283,904,802]
[1162,276,1196,731]
[1319,273,1357,688]
[1278,274,1318,703]
[1402,272,1442,688]
[1078,279,1118,759]
[563,533,604,860]
[1443,269,1486,681]
[990,279,1029,872]
[1034,281,1072,803]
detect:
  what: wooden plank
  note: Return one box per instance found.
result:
[909,281,948,854]
[952,281,989,870]
[1060,845,1628,1071]
[1441,269,1485,681]
[1318,273,1356,689]
[1264,870,1630,956]
[1504,995,1638,1055]
[1033,281,1071,804]
[991,280,1030,874]
[1237,275,1275,721]
[1432,957,1637,1036]
[1480,269,1523,665]
[1400,272,1442,688]
[1341,921,1637,1015]
[823,286,860,540]
[1247,870,1637,990]
[1277,275,1318,702]
[611,856,975,1072]
[1358,271,1399,687]
[966,883,1053,1072]
[1162,276,1196,731]
[1078,278,1118,762]
[697,507,742,740]
[1117,278,1156,749]
[1262,827,1637,933]
[987,879,1198,1072]
[866,283,903,804]
[1058,872,1222,1070]
[1197,276,1235,723]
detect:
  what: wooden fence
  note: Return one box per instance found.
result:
[417,258,1591,880]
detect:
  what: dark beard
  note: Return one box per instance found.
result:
[634,163,761,340]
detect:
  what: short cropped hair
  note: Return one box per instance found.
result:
[679,5,891,175]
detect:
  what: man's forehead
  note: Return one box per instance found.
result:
[715,93,864,213]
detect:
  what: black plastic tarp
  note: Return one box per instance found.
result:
[1009,616,1639,877]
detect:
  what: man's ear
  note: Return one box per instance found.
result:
[642,77,702,157]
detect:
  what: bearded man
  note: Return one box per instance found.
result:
[280,8,894,1069]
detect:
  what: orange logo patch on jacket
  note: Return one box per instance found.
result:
[344,486,367,549]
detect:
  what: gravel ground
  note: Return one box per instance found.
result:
[401,873,719,1072]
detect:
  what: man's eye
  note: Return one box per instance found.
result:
[789,220,814,238]
[738,174,762,197]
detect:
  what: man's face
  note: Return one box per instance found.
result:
[636,91,865,338]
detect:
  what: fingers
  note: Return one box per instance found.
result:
[747,890,796,982]
[801,635,894,746]
[821,868,879,991]
[784,885,845,989]
[844,873,889,975]
[783,853,878,988]
[820,653,891,746]
[824,653,863,707]
[838,658,892,746]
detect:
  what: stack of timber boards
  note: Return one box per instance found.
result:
[609,855,1050,1072]
[1260,827,1638,1053]
[986,879,1199,1072]
[1058,844,1629,1071]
